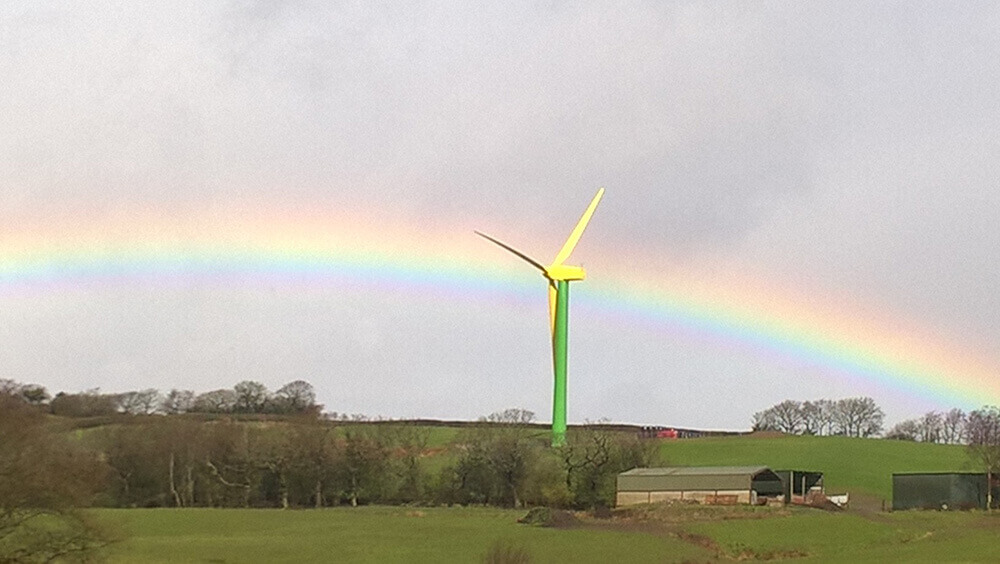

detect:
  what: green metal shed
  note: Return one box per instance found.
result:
[616,466,783,507]
[892,472,999,511]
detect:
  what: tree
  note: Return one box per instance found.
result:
[289,421,339,508]
[480,410,538,508]
[193,389,237,413]
[800,401,823,435]
[49,389,118,417]
[252,426,296,509]
[814,399,837,436]
[0,379,20,395]
[440,409,541,508]
[885,419,919,441]
[202,422,257,507]
[117,389,162,415]
[752,400,804,434]
[966,406,1000,510]
[233,381,270,414]
[157,418,206,508]
[0,380,50,406]
[833,397,884,437]
[0,394,111,561]
[941,408,967,445]
[770,400,804,434]
[385,425,430,504]
[486,408,535,425]
[918,411,943,443]
[336,426,391,506]
[162,389,196,415]
[751,408,778,432]
[95,423,164,507]
[19,385,50,406]
[273,380,318,414]
[561,424,658,509]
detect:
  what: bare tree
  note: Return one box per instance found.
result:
[885,419,919,441]
[203,422,256,507]
[193,389,237,413]
[918,411,943,443]
[800,401,823,435]
[290,421,339,508]
[771,400,804,434]
[814,399,837,436]
[49,389,119,417]
[0,379,49,406]
[833,397,884,437]
[966,406,1000,509]
[274,380,318,414]
[751,401,803,434]
[0,395,111,561]
[337,426,391,507]
[751,408,778,432]
[233,381,270,414]
[385,425,430,503]
[561,424,658,509]
[941,408,967,445]
[19,385,50,406]
[118,389,162,415]
[0,379,21,396]
[442,409,541,508]
[484,408,536,425]
[162,389,196,414]
[252,427,295,509]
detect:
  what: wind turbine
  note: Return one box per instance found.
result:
[476,188,605,447]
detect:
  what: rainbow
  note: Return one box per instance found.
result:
[2,206,998,410]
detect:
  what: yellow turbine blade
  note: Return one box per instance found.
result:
[548,282,558,337]
[552,187,605,266]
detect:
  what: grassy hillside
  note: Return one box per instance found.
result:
[656,434,974,501]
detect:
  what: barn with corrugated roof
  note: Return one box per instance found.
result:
[616,466,784,506]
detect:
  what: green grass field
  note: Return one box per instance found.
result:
[96,506,705,563]
[656,434,973,502]
[96,505,1000,563]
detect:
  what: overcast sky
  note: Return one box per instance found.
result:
[2,2,999,429]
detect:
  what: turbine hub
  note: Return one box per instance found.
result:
[545,264,586,281]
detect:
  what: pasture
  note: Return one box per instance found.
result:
[96,506,703,563]
[96,504,1000,563]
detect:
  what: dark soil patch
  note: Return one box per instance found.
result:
[517,507,580,528]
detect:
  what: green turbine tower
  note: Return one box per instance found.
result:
[476,188,605,447]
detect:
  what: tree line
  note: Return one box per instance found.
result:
[751,397,886,437]
[886,408,971,444]
[0,378,322,417]
[86,407,654,511]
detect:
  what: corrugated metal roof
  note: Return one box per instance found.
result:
[619,466,770,477]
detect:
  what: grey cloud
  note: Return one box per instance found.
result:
[2,2,999,428]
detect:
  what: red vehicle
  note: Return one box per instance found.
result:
[656,428,679,439]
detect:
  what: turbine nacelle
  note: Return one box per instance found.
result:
[544,264,586,282]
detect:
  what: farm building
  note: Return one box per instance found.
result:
[616,466,784,507]
[892,472,1000,511]
[773,470,824,504]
